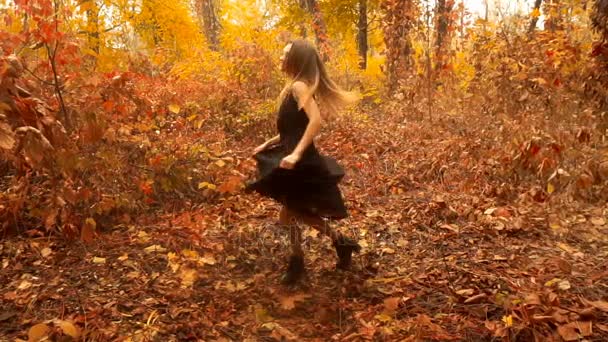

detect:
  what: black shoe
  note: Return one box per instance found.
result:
[281,254,305,285]
[333,235,361,270]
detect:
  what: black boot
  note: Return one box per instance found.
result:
[333,235,361,270]
[281,254,305,285]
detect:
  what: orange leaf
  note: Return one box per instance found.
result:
[28,323,50,342]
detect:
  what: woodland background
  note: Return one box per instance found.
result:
[1,0,608,341]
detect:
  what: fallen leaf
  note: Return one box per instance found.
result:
[198,182,216,190]
[381,247,395,254]
[597,324,608,332]
[558,280,571,291]
[456,289,475,297]
[524,293,542,306]
[271,324,299,341]
[201,253,216,265]
[255,305,273,324]
[144,245,167,253]
[279,293,310,310]
[40,247,52,258]
[57,320,80,338]
[484,208,496,215]
[383,297,400,315]
[28,323,50,342]
[0,311,16,322]
[179,268,198,288]
[591,217,606,226]
[464,293,487,304]
[501,315,513,327]
[118,253,129,261]
[582,298,608,312]
[374,313,393,323]
[168,104,180,114]
[18,280,32,290]
[557,321,592,341]
[0,123,15,150]
[92,257,106,264]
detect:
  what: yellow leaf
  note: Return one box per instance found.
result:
[502,315,513,327]
[144,245,167,253]
[28,323,50,341]
[198,182,216,190]
[375,313,393,323]
[545,278,561,287]
[40,247,52,258]
[179,267,198,288]
[167,252,180,272]
[201,253,216,265]
[182,249,200,260]
[92,257,106,264]
[215,159,226,167]
[187,114,198,121]
[531,8,541,18]
[255,305,273,323]
[168,104,181,114]
[547,183,555,194]
[58,320,81,339]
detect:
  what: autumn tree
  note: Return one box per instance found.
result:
[434,0,454,71]
[592,0,608,41]
[357,0,368,69]
[529,0,543,33]
[80,0,101,55]
[544,0,564,31]
[382,0,418,91]
[299,0,331,60]
[195,0,222,51]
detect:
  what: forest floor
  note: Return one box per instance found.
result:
[1,104,607,341]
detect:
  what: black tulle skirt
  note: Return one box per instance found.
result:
[246,144,348,219]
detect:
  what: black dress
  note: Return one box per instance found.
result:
[246,90,348,220]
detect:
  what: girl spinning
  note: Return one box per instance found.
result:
[247,39,361,284]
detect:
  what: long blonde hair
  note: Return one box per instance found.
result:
[279,39,358,118]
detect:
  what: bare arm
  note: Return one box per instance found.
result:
[279,81,322,169]
[265,134,280,146]
[292,81,322,157]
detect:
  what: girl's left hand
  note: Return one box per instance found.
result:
[279,153,300,169]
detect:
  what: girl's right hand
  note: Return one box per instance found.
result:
[253,142,268,155]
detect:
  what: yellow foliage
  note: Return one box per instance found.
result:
[132,0,206,62]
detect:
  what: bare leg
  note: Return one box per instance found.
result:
[278,206,306,284]
[294,211,340,242]
[279,206,304,256]
[290,209,360,270]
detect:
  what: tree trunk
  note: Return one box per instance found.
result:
[357,0,368,70]
[81,0,100,54]
[382,0,416,91]
[299,0,330,61]
[529,0,543,33]
[544,0,564,31]
[434,0,454,71]
[592,0,608,39]
[198,0,221,51]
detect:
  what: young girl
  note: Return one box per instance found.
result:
[246,39,360,284]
